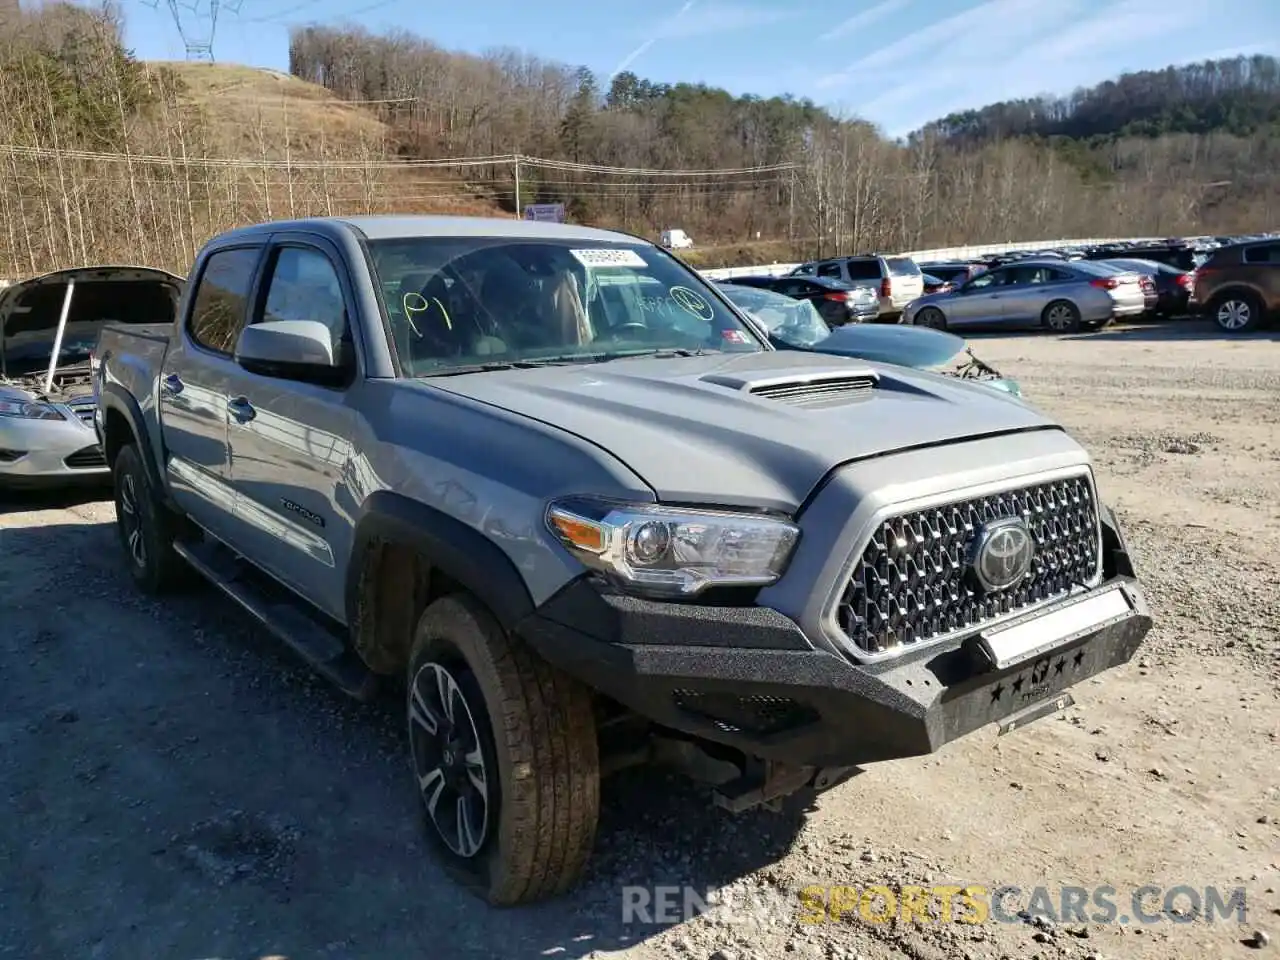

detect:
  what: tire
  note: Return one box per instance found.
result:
[1210,291,1263,333]
[1042,299,1081,333]
[914,307,947,330]
[407,593,600,906]
[111,443,185,594]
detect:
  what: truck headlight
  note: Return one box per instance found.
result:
[0,399,64,421]
[546,497,799,598]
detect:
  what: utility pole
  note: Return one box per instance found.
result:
[513,155,521,219]
[788,166,796,241]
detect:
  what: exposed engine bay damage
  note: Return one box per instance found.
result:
[0,265,184,400]
[951,347,1005,383]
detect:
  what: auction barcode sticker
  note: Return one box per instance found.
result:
[570,248,648,269]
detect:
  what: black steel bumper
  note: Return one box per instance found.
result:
[518,531,1152,769]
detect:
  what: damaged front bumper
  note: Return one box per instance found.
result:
[521,575,1150,772]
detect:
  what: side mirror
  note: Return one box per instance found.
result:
[235,319,347,385]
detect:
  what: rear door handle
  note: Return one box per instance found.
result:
[227,396,256,424]
[161,373,184,396]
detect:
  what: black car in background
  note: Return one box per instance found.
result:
[721,273,879,326]
[1098,257,1194,317]
[1084,244,1204,272]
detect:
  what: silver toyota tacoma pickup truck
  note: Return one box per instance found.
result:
[94,216,1152,905]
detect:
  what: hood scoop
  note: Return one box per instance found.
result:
[702,367,879,410]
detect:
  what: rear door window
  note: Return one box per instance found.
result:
[187,247,261,355]
[1243,244,1280,264]
[816,261,843,279]
[844,259,883,281]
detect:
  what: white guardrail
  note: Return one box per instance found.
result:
[696,236,1165,281]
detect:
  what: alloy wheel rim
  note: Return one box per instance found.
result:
[1217,301,1249,330]
[119,473,146,567]
[1047,306,1073,329]
[408,661,490,858]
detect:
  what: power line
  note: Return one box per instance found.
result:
[0,144,798,178]
[238,0,398,25]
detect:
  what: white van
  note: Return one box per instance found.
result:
[659,228,694,250]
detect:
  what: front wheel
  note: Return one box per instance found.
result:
[1211,292,1263,333]
[1042,300,1081,333]
[408,594,600,905]
[914,307,947,330]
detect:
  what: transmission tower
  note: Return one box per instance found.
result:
[142,0,244,61]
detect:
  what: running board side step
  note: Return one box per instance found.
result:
[173,539,380,702]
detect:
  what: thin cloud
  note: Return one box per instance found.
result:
[610,0,699,80]
[609,1,796,78]
[815,0,1057,90]
[856,0,1221,137]
[825,0,912,43]
[658,2,797,40]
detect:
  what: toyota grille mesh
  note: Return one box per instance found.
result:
[835,475,1102,656]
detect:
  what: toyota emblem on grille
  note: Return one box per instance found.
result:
[970,517,1035,592]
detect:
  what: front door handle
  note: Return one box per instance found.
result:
[227,396,256,424]
[161,373,184,396]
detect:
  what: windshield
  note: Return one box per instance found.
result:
[822,323,966,368]
[716,283,830,349]
[366,237,764,375]
[0,279,179,379]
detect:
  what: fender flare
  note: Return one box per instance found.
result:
[345,490,535,632]
[1206,284,1264,307]
[1098,503,1136,579]
[98,382,166,495]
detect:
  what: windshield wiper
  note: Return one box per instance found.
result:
[420,360,548,377]
[418,348,708,377]
[574,347,706,363]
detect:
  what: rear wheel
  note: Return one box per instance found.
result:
[111,443,185,594]
[1042,300,1081,333]
[407,594,600,905]
[1211,292,1263,333]
[914,307,947,330]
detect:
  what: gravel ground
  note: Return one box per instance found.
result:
[1,320,1277,960]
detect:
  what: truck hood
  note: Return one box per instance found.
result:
[419,351,1061,512]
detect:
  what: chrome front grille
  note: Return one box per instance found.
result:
[834,474,1102,657]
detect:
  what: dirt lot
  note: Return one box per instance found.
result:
[2,321,1277,960]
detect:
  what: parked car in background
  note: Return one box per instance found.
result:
[1,266,184,489]
[789,253,924,322]
[903,259,1145,333]
[1191,239,1280,332]
[723,274,878,326]
[922,273,953,295]
[1098,258,1194,318]
[659,228,693,250]
[716,283,1022,398]
[918,261,984,286]
[1084,244,1203,272]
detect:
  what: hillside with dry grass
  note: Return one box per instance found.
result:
[0,8,506,280]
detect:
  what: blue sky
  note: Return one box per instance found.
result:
[118,0,1280,138]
